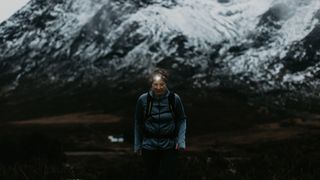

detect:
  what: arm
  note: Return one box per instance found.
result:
[175,95,187,150]
[134,96,144,153]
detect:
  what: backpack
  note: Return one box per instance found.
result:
[142,91,178,138]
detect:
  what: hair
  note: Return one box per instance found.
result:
[150,68,169,84]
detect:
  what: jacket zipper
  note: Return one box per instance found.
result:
[157,96,160,147]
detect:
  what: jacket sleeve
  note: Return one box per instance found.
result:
[134,96,144,152]
[175,94,187,149]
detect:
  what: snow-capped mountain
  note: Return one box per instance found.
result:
[1,0,320,115]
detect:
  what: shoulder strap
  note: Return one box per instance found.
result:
[144,92,153,121]
[168,92,177,120]
[169,92,179,137]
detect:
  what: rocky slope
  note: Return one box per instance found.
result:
[1,0,320,118]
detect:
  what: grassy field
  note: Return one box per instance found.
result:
[0,108,320,179]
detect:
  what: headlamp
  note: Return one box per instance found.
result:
[153,75,162,82]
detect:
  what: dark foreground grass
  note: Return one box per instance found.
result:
[0,132,320,180]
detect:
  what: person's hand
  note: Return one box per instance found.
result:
[175,144,185,152]
[136,149,142,156]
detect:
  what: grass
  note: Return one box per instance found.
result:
[0,122,319,180]
[0,103,319,180]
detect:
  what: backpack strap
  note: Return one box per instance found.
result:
[141,92,153,137]
[141,91,178,139]
[168,91,176,120]
[168,91,179,138]
[144,92,153,121]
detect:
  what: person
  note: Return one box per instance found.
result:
[134,68,187,180]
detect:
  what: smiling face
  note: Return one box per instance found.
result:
[151,75,167,96]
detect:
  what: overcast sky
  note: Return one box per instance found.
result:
[0,0,30,22]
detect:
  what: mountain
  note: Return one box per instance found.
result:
[1,0,320,119]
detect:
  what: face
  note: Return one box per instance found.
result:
[151,79,167,96]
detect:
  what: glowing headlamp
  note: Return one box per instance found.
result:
[153,74,162,82]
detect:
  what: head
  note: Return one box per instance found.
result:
[150,68,169,96]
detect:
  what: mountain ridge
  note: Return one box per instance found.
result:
[1,0,320,118]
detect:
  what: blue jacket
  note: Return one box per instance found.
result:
[134,89,187,152]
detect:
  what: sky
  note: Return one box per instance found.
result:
[0,0,30,22]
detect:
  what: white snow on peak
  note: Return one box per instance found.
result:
[1,0,320,93]
[130,0,273,45]
[0,0,109,93]
[278,0,320,43]
[99,0,320,89]
[222,0,319,84]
